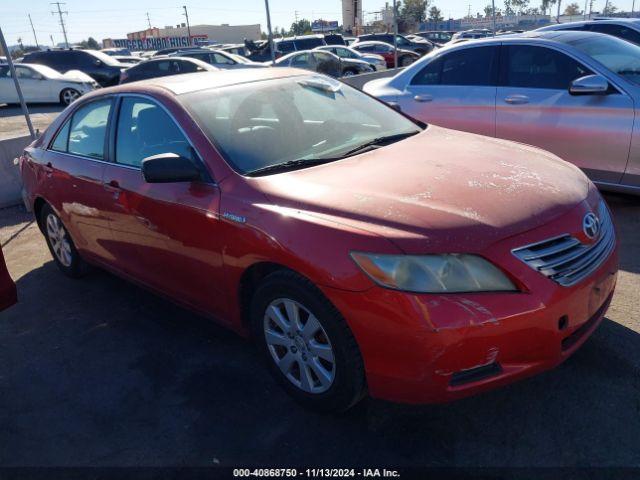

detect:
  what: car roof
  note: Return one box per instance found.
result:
[434,29,607,46]
[97,68,310,96]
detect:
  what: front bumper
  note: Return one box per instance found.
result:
[321,201,619,404]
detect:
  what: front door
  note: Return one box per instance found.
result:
[102,95,226,317]
[495,44,633,184]
[401,45,499,138]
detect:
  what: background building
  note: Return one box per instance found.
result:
[342,0,363,33]
[104,23,260,50]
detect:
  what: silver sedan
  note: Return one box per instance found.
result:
[364,31,640,194]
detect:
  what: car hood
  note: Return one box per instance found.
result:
[61,70,95,83]
[253,126,591,253]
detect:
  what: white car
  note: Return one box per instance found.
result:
[0,63,98,106]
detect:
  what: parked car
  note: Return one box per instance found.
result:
[355,33,434,55]
[170,49,267,69]
[352,41,419,68]
[0,246,17,312]
[323,33,347,46]
[314,45,387,71]
[22,49,125,87]
[119,57,218,84]
[113,55,143,65]
[537,18,640,46]
[219,44,247,56]
[0,63,98,105]
[20,68,618,411]
[449,29,493,43]
[153,46,207,57]
[245,35,328,62]
[273,50,373,77]
[101,47,132,57]
[412,30,455,46]
[364,31,640,193]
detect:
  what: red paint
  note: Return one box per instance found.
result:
[0,246,17,311]
[19,72,619,403]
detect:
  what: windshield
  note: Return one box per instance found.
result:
[564,34,640,85]
[29,64,63,78]
[181,75,421,175]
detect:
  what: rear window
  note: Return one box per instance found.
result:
[277,41,296,53]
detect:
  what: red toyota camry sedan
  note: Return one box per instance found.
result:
[19,69,618,411]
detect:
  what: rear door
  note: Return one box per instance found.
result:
[101,95,225,316]
[495,44,633,183]
[41,98,117,262]
[401,45,499,137]
[15,66,52,102]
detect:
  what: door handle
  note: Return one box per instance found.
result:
[43,162,53,176]
[103,180,121,199]
[504,95,530,105]
[414,94,433,103]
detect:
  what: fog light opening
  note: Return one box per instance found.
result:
[558,315,568,331]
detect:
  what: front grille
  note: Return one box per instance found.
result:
[512,201,615,287]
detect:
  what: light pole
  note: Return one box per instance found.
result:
[0,26,35,139]
[393,0,398,69]
[492,0,497,36]
[264,0,275,65]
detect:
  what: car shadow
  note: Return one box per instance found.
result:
[1,255,639,467]
[0,104,64,116]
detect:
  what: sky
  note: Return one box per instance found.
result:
[1,0,636,45]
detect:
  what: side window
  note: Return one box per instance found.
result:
[439,46,497,86]
[589,24,640,45]
[15,66,41,80]
[278,41,295,54]
[411,57,442,85]
[115,98,193,168]
[503,45,591,89]
[0,66,10,77]
[51,120,71,152]
[68,99,112,159]
[212,53,235,65]
[291,53,311,68]
[177,60,201,73]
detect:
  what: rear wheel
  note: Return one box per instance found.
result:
[60,88,80,106]
[400,55,415,67]
[251,270,366,412]
[342,69,357,77]
[40,204,87,278]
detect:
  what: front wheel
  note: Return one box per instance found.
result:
[400,55,415,67]
[342,69,357,77]
[60,88,80,106]
[40,204,87,278]
[251,270,366,412]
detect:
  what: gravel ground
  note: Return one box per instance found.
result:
[0,193,638,467]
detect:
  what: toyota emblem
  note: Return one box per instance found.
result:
[583,212,600,239]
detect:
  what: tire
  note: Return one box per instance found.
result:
[40,203,87,278]
[251,270,366,412]
[342,69,357,77]
[59,88,80,106]
[400,55,415,67]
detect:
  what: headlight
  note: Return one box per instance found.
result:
[350,252,517,293]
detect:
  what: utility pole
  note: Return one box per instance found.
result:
[51,2,69,48]
[0,26,35,139]
[28,14,39,48]
[264,0,275,65]
[603,0,609,15]
[584,0,588,19]
[393,0,398,69]
[467,4,472,18]
[556,0,562,22]
[182,6,192,45]
[50,34,55,47]
[632,0,636,16]
[146,12,152,29]
[491,0,497,36]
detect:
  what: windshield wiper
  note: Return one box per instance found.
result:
[244,131,420,177]
[332,131,420,158]
[245,157,340,177]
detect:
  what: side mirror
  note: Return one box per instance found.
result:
[93,59,102,66]
[141,153,201,183]
[569,74,609,95]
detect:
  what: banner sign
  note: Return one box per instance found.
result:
[112,35,209,51]
[311,20,339,32]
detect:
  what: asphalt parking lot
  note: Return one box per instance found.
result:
[0,104,64,140]
[0,193,639,467]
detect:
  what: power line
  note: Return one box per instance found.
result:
[50,2,69,48]
[28,14,39,48]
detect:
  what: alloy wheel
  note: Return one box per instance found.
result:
[46,213,73,267]
[62,89,80,105]
[263,298,336,394]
